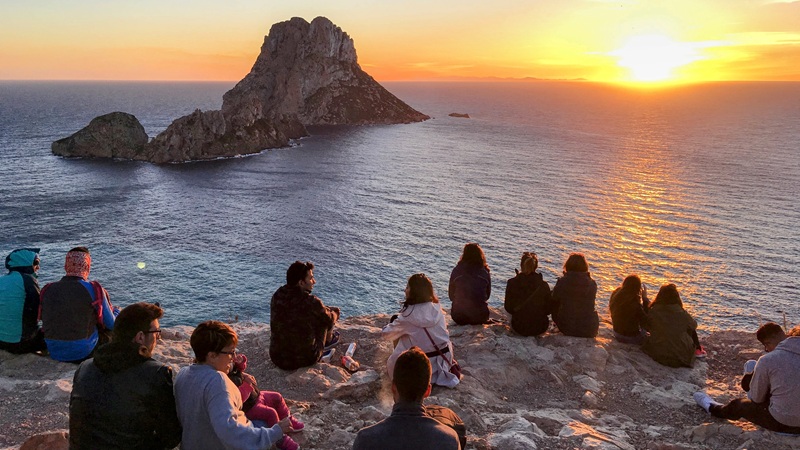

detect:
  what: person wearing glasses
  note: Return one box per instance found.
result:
[504,252,553,337]
[0,248,47,354]
[69,302,182,449]
[175,320,293,450]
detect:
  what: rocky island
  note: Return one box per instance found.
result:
[4,308,799,450]
[51,17,429,164]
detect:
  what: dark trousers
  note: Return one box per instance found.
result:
[691,330,701,349]
[0,330,47,355]
[710,399,800,434]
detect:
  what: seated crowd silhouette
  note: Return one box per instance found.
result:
[1,244,798,449]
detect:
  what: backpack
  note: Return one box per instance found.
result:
[425,404,467,448]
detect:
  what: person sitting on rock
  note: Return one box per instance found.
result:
[175,321,293,450]
[226,351,304,450]
[641,283,705,367]
[40,247,119,363]
[382,273,460,388]
[609,274,650,345]
[503,251,553,337]
[551,253,599,338]
[69,302,182,449]
[270,261,341,370]
[694,322,800,434]
[0,248,47,354]
[353,346,463,450]
[448,243,492,325]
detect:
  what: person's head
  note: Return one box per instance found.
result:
[287,261,315,292]
[403,273,438,308]
[190,320,239,373]
[563,253,589,274]
[113,302,164,357]
[5,248,40,275]
[391,346,432,403]
[65,246,91,279]
[653,283,683,307]
[520,252,538,274]
[459,243,488,269]
[621,274,642,293]
[756,322,786,352]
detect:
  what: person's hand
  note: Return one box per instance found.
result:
[242,372,257,387]
[278,416,292,434]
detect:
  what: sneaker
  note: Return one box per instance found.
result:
[693,391,721,413]
[743,359,757,374]
[277,435,299,450]
[694,346,707,358]
[323,331,340,350]
[289,416,305,432]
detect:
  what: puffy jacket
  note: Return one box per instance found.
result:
[504,272,552,336]
[641,303,696,368]
[0,248,41,344]
[382,302,459,388]
[269,285,337,370]
[69,341,182,449]
[552,271,599,338]
[448,262,491,325]
[609,286,649,337]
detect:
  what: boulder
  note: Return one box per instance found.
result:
[20,430,69,450]
[448,112,470,118]
[51,112,148,159]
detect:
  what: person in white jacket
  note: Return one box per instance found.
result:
[382,273,460,388]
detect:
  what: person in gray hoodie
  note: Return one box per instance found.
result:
[694,323,800,434]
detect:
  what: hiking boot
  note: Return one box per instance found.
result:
[289,416,305,432]
[694,346,707,358]
[277,435,299,450]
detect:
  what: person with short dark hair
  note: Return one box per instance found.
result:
[353,347,462,450]
[449,243,492,325]
[504,252,553,336]
[0,248,46,354]
[641,284,703,367]
[69,302,182,449]
[40,247,119,362]
[694,322,800,434]
[175,321,294,450]
[551,253,599,338]
[383,274,460,388]
[270,261,340,370]
[609,274,650,345]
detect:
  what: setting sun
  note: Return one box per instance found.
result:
[610,35,704,83]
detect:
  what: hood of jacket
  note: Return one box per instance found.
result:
[774,336,800,356]
[5,248,39,273]
[398,302,445,328]
[93,340,151,374]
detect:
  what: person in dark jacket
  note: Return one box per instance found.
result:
[40,247,119,362]
[270,261,340,370]
[353,346,462,450]
[609,274,650,345]
[504,252,553,336]
[69,302,182,450]
[551,253,599,338]
[448,243,492,325]
[641,284,703,367]
[0,248,46,354]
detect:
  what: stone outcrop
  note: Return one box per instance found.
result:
[52,16,429,164]
[449,112,470,118]
[51,112,148,159]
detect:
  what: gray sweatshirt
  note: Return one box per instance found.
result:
[749,336,800,427]
[174,364,283,450]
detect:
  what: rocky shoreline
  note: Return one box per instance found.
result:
[3,308,799,450]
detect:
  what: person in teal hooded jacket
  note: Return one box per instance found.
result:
[0,248,47,354]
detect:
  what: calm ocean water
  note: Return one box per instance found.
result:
[0,80,798,331]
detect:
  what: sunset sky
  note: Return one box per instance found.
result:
[2,0,799,83]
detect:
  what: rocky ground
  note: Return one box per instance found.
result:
[2,308,799,450]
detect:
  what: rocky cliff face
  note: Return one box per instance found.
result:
[51,112,148,159]
[51,16,428,164]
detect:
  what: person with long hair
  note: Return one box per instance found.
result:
[382,274,460,388]
[609,274,650,344]
[504,252,553,336]
[641,284,705,367]
[551,253,599,338]
[448,243,492,325]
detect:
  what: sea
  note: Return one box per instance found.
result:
[0,80,798,331]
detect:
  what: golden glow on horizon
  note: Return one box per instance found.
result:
[610,35,703,83]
